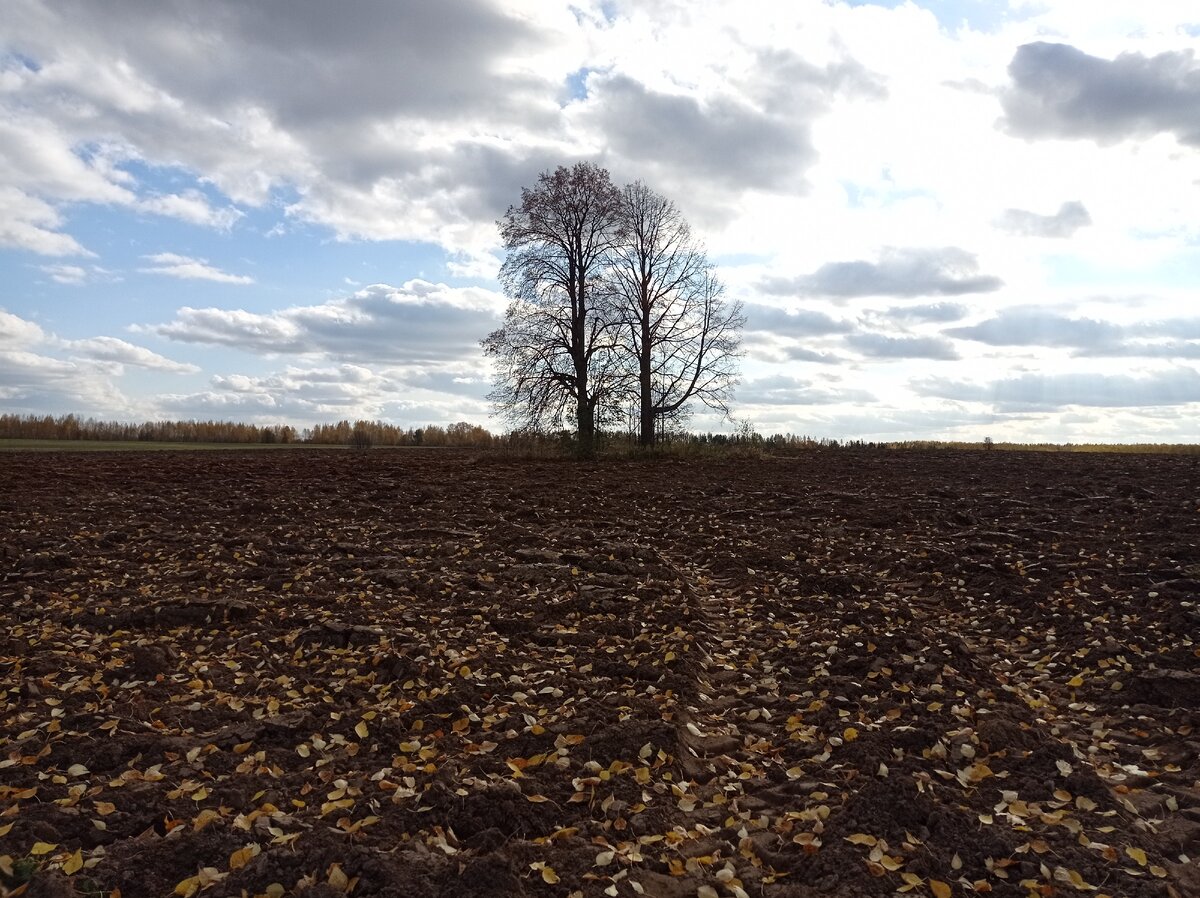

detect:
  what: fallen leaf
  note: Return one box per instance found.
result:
[62,848,84,875]
[1125,846,1147,866]
[229,844,260,870]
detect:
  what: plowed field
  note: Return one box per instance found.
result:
[1,448,1198,898]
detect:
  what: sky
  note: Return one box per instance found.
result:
[2,0,1199,443]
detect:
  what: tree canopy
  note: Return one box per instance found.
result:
[483,163,743,450]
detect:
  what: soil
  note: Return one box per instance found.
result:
[1,447,1198,898]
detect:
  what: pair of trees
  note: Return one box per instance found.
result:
[482,162,744,452]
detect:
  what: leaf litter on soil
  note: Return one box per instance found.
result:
[0,448,1198,898]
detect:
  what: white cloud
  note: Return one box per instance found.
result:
[0,347,135,416]
[155,361,490,425]
[0,308,47,346]
[150,280,504,364]
[761,248,1004,300]
[0,187,94,256]
[0,309,196,414]
[845,332,961,360]
[139,253,255,284]
[995,201,1093,238]
[39,263,88,284]
[138,190,243,230]
[914,366,1200,410]
[64,336,200,374]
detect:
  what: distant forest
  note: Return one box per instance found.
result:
[3,413,1197,454]
[0,413,494,447]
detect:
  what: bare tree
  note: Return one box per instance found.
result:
[482,162,625,454]
[611,182,744,446]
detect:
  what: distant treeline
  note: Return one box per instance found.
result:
[0,414,494,447]
[1,413,1195,454]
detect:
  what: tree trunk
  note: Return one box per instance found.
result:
[576,397,594,456]
[638,318,654,446]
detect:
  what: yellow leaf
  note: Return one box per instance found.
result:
[1125,846,1147,866]
[1067,675,1084,688]
[30,842,58,856]
[541,866,560,884]
[843,727,859,742]
[229,844,260,870]
[193,809,221,832]
[190,787,209,801]
[526,794,550,803]
[174,876,200,898]
[328,863,349,891]
[354,721,369,740]
[0,823,11,837]
[931,880,952,898]
[94,801,116,816]
[63,848,84,875]
[845,834,878,846]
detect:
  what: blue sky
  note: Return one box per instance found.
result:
[2,0,1199,442]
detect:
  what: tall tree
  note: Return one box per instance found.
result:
[612,181,744,445]
[482,162,624,453]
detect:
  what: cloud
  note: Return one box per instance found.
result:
[1002,42,1200,146]
[946,310,1123,348]
[737,374,875,406]
[1,0,569,256]
[0,308,195,413]
[64,336,200,374]
[583,73,815,194]
[914,367,1200,410]
[743,304,854,336]
[945,310,1200,358]
[879,302,970,324]
[782,346,844,365]
[1074,342,1200,359]
[150,280,504,365]
[762,248,1003,299]
[138,190,243,230]
[0,308,47,347]
[0,187,93,256]
[155,362,490,424]
[39,264,88,285]
[995,201,1092,238]
[139,253,255,284]
[845,333,960,360]
[0,348,134,415]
